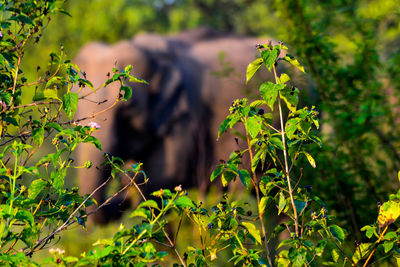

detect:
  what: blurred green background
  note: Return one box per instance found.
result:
[25,0,400,264]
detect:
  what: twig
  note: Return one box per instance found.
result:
[273,63,299,237]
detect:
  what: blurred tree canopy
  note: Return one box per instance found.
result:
[24,0,400,241]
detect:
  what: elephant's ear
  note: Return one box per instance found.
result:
[150,61,184,137]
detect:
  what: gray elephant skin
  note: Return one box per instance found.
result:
[74,28,273,223]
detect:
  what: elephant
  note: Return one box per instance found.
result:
[73,28,278,223]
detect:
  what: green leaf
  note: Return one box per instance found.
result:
[62,92,79,119]
[137,200,159,210]
[261,48,279,71]
[242,222,261,244]
[45,122,63,132]
[28,179,47,199]
[16,210,34,226]
[84,136,102,150]
[352,243,373,264]
[32,128,44,146]
[130,208,151,219]
[331,248,339,262]
[120,85,132,101]
[51,168,66,192]
[383,241,394,253]
[279,73,290,84]
[360,225,375,239]
[77,78,94,91]
[45,76,65,89]
[329,225,345,244]
[280,87,299,112]
[238,169,251,188]
[302,152,316,168]
[245,116,261,138]
[269,137,284,150]
[129,74,148,84]
[285,118,301,140]
[259,196,269,215]
[278,192,286,215]
[249,100,266,107]
[10,14,34,25]
[246,58,263,84]
[3,116,18,126]
[294,200,306,214]
[33,89,59,101]
[175,196,196,208]
[218,117,231,140]
[378,200,400,228]
[315,240,327,256]
[283,54,305,73]
[211,165,224,182]
[259,82,285,111]
[221,170,236,187]
[251,147,264,173]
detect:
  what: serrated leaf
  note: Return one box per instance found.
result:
[51,168,66,192]
[238,169,251,188]
[28,179,47,199]
[246,116,261,138]
[62,92,79,119]
[242,222,261,244]
[246,58,263,84]
[283,54,305,73]
[329,225,345,244]
[259,82,285,111]
[32,128,44,146]
[261,48,279,71]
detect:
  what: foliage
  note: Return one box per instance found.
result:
[2,0,400,267]
[0,0,145,265]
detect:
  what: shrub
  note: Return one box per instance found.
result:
[1,1,400,266]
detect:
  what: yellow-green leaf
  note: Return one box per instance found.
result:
[242,222,262,244]
[246,58,263,84]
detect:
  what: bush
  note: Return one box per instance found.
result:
[1,1,400,266]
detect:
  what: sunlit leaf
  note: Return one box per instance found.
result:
[242,222,261,244]
[246,58,263,84]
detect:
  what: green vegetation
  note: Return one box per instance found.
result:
[1,0,400,266]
